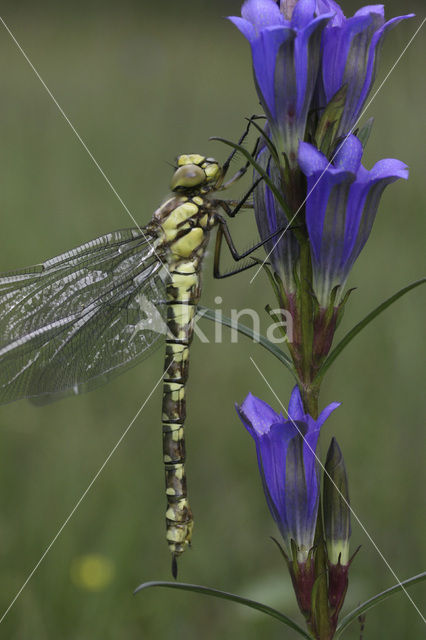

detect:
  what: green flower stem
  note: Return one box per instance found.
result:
[292,232,330,638]
[297,238,321,419]
[312,495,332,640]
[302,387,331,640]
[298,238,315,386]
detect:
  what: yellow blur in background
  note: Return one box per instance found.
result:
[70,554,115,592]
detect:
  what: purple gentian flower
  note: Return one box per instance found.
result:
[236,386,340,560]
[298,135,408,307]
[254,147,300,291]
[229,0,332,166]
[315,2,414,137]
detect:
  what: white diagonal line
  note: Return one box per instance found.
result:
[249,356,426,624]
[249,17,426,284]
[0,15,170,278]
[0,362,170,626]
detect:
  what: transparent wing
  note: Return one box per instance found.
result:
[0,228,168,405]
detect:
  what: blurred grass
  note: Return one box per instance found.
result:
[0,1,424,638]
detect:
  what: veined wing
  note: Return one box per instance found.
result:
[0,228,168,405]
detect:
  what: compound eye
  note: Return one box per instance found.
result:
[171,164,205,190]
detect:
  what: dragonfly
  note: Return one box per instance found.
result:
[0,139,281,575]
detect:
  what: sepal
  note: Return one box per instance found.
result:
[328,557,349,612]
[323,437,353,634]
[328,547,360,634]
[288,539,316,618]
[312,285,356,374]
[335,287,356,328]
[356,117,374,149]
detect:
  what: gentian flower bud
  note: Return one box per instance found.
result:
[323,437,350,567]
[323,437,352,627]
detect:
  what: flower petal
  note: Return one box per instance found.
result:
[291,0,316,29]
[228,16,257,42]
[334,135,363,173]
[237,392,280,436]
[242,0,285,30]
[287,385,305,421]
[316,0,345,26]
[317,401,341,428]
[252,26,294,118]
[298,140,328,173]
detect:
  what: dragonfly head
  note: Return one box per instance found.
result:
[171,155,222,194]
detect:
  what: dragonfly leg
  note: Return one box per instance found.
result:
[213,223,258,279]
[216,176,261,219]
[213,213,296,279]
[221,114,261,173]
[220,116,263,189]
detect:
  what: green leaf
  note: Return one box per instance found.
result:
[244,116,280,166]
[315,278,426,382]
[265,304,291,346]
[336,572,426,637]
[198,305,296,378]
[314,85,347,155]
[262,261,287,309]
[210,136,292,218]
[134,580,313,638]
[356,117,374,149]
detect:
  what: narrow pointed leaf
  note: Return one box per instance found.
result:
[265,305,291,343]
[198,305,296,377]
[244,117,281,166]
[315,278,426,382]
[356,117,374,149]
[315,85,347,155]
[263,262,287,309]
[336,572,426,637]
[134,580,312,638]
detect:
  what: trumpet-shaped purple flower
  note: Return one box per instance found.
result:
[254,148,300,291]
[315,2,414,137]
[236,386,340,559]
[298,135,408,307]
[229,0,332,166]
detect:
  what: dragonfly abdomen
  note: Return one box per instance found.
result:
[162,259,203,561]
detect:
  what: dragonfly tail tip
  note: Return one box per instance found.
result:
[171,554,178,580]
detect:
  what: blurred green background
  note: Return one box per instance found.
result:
[0,1,424,638]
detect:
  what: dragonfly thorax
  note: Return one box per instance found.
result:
[154,193,215,260]
[153,154,221,260]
